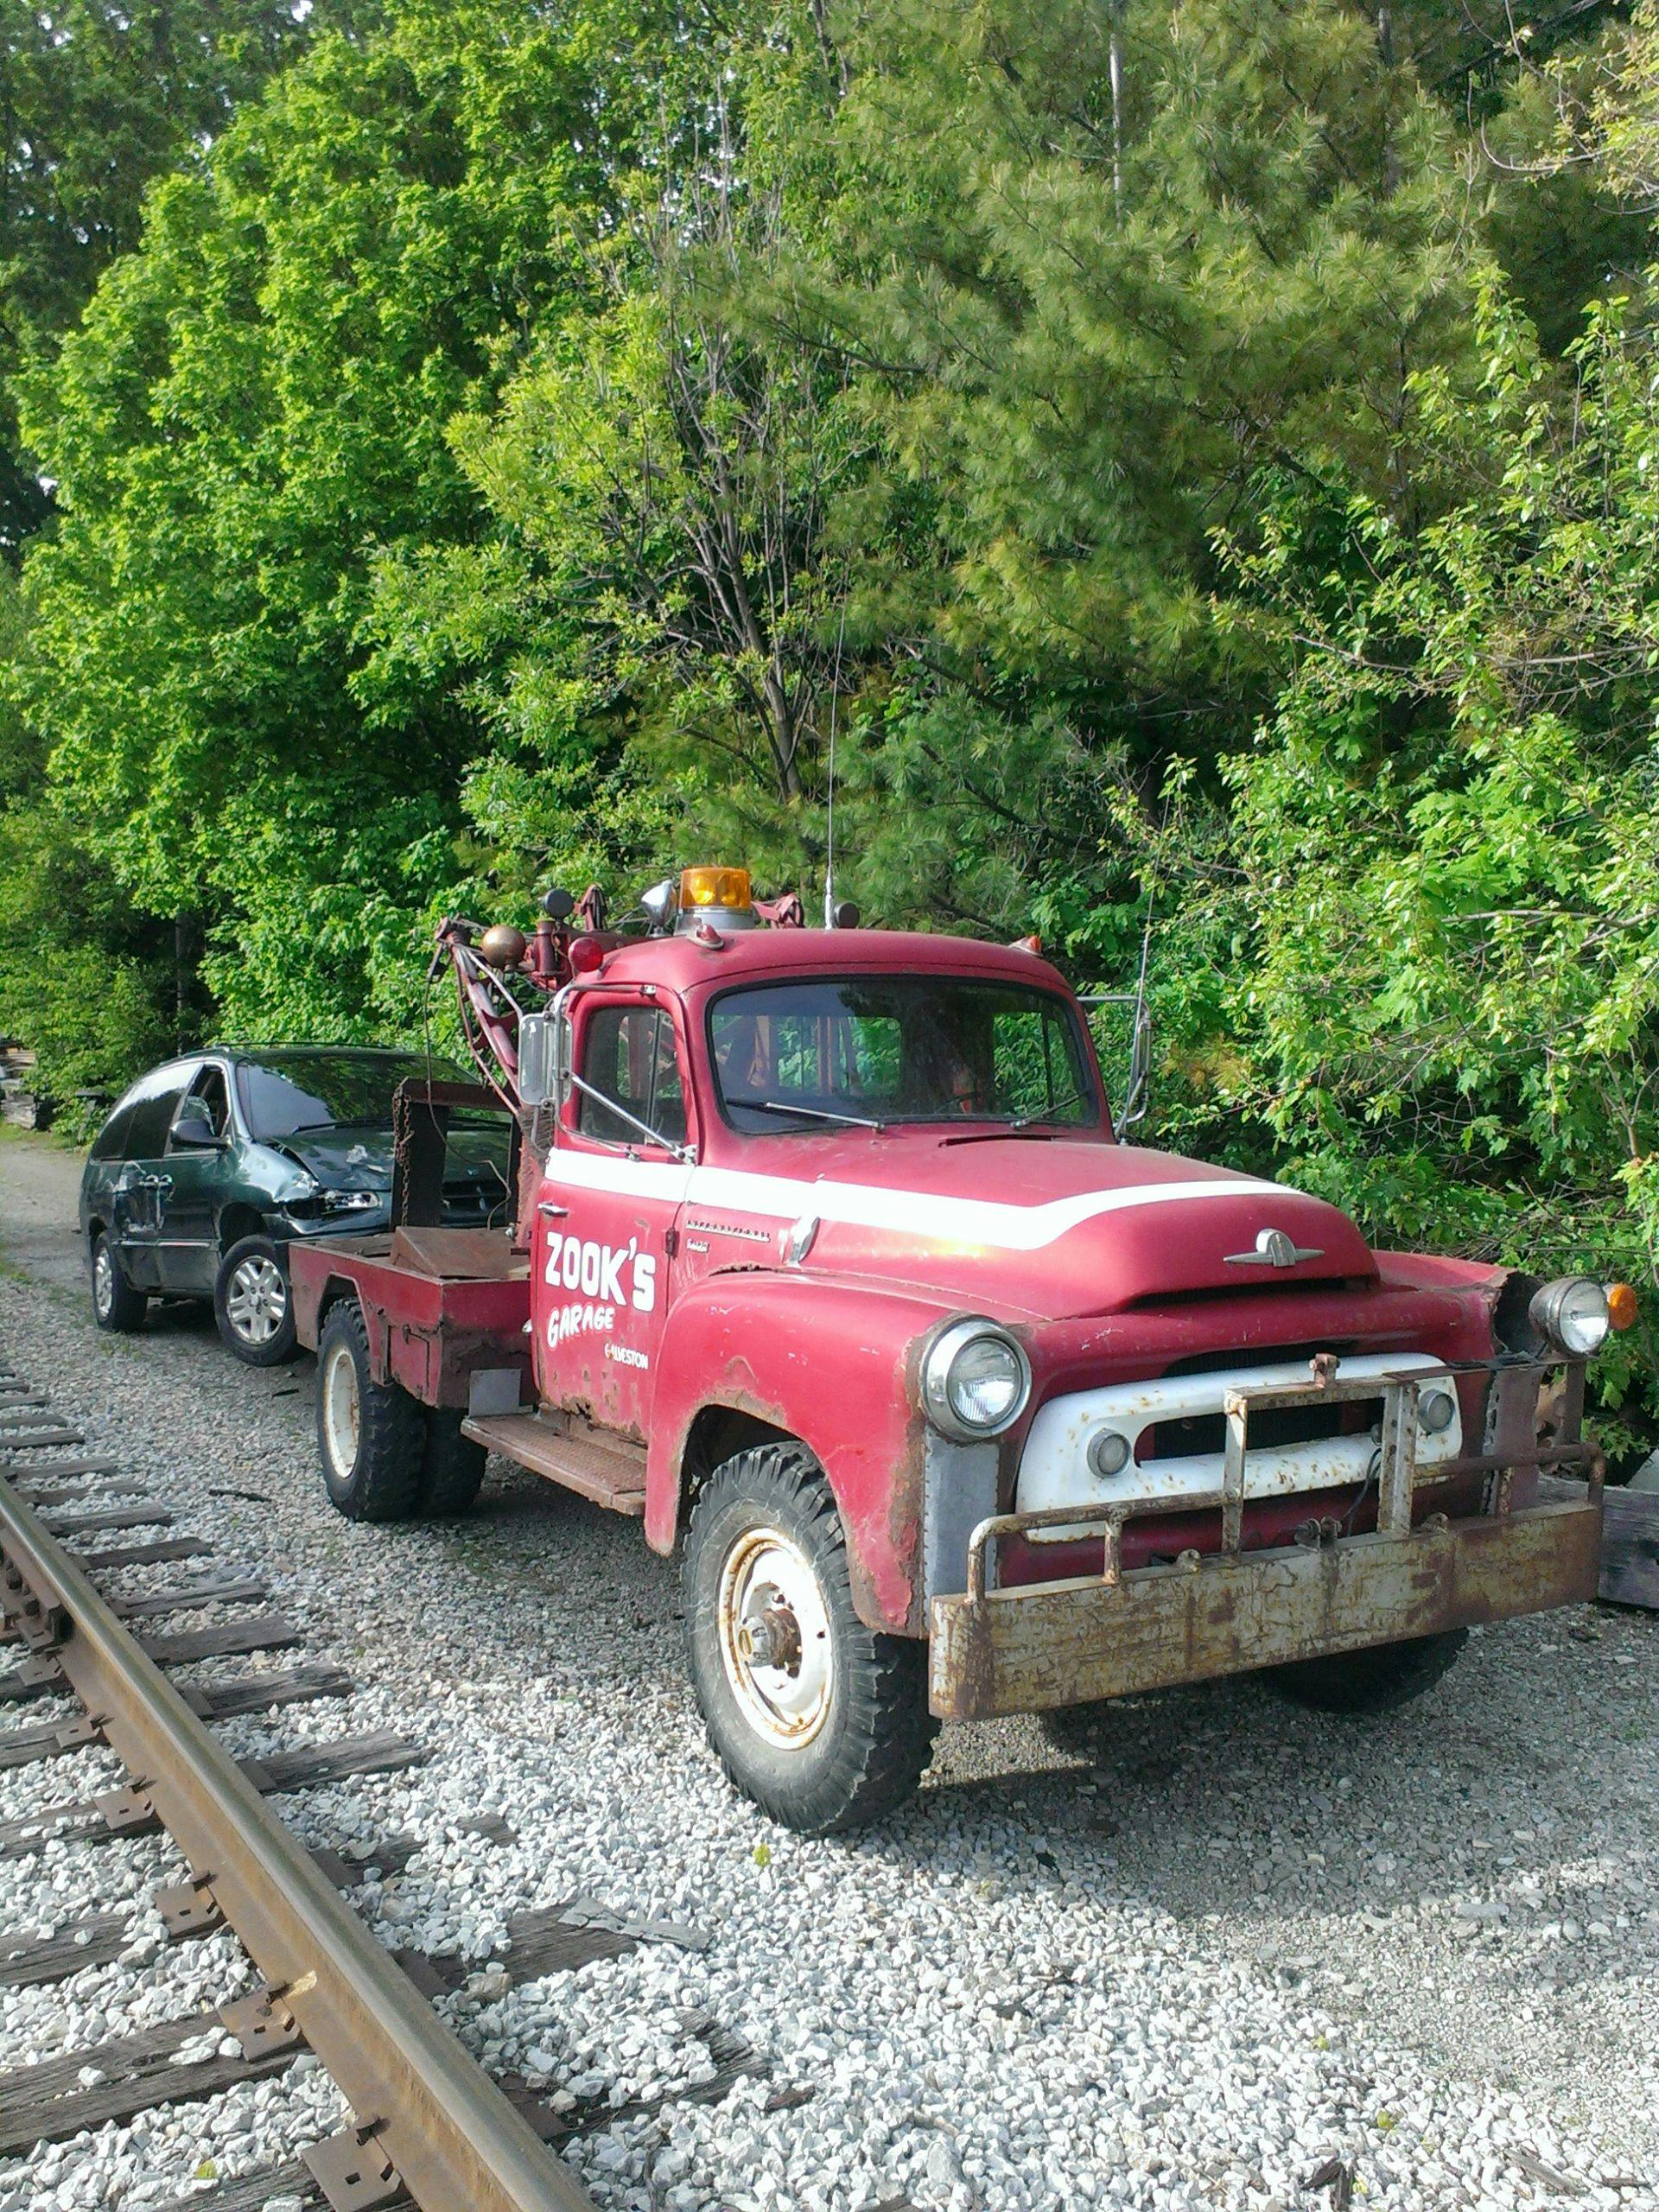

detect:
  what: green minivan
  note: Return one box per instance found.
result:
[78,1046,509,1365]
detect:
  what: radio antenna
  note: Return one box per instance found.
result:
[823,593,849,928]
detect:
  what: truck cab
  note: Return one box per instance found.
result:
[287,868,1624,1833]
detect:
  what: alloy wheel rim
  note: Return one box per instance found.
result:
[226,1255,287,1345]
[716,1522,835,1750]
[93,1243,113,1317]
[322,1339,360,1478]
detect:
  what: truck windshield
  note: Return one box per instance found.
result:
[236,1052,469,1141]
[709,977,1101,1135]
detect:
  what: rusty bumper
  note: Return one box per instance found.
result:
[927,1494,1603,1721]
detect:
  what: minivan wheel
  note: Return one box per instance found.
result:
[90,1230,147,1334]
[683,1442,938,1834]
[315,1301,423,1521]
[214,1235,298,1365]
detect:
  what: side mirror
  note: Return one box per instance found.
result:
[518,1010,569,1109]
[172,1109,224,1150]
[1121,1005,1152,1130]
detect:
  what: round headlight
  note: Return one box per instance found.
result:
[921,1319,1032,1441]
[1087,1427,1133,1479]
[1418,1387,1456,1435]
[1529,1277,1611,1358]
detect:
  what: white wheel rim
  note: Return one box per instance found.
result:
[717,1523,835,1750]
[93,1244,114,1316]
[322,1338,360,1478]
[226,1255,287,1344]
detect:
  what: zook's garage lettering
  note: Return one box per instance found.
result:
[543,1232,658,1313]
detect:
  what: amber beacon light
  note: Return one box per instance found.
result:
[680,865,753,911]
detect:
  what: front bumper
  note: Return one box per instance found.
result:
[928,1356,1605,1721]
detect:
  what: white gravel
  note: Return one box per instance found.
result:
[1,1135,1656,2212]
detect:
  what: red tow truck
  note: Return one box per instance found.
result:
[288,867,1628,1832]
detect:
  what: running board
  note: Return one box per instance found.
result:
[462,1412,647,1516]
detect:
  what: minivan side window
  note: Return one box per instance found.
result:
[88,1092,141,1162]
[168,1064,230,1147]
[122,1064,195,1160]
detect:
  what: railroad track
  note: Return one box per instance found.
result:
[0,1357,766,2212]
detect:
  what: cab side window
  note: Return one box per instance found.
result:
[577,1006,686,1148]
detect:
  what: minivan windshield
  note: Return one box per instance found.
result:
[236,1052,467,1141]
[709,976,1101,1135]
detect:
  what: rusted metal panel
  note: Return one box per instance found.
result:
[289,1237,531,1410]
[387,1227,521,1281]
[928,1496,1604,1719]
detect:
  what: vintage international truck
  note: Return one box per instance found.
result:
[287,868,1629,1832]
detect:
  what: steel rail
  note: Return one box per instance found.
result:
[0,1467,596,2212]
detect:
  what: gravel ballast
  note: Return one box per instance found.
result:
[1,1135,1656,2212]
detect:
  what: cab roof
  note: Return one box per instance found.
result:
[590,926,1073,998]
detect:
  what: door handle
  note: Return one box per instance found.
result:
[537,1201,569,1219]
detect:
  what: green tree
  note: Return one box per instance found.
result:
[10,0,705,1068]
[1171,278,1659,1447]
[1,0,374,552]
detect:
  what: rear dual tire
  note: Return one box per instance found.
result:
[315,1302,485,1522]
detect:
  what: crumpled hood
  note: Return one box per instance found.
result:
[269,1122,507,1193]
[685,1132,1376,1321]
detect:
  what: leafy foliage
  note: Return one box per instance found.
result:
[3,0,1656,1448]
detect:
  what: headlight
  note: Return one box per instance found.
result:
[321,1189,382,1215]
[1529,1276,1611,1357]
[921,1318,1032,1441]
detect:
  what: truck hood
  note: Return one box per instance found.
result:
[684,1133,1376,1321]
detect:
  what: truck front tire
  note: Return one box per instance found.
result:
[316,1301,423,1522]
[1267,1629,1468,1714]
[683,1442,938,1834]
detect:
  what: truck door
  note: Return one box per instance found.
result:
[535,993,696,1435]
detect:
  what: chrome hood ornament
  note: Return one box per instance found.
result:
[1224,1226,1324,1269]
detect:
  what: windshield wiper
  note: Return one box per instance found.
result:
[939,1126,1066,1147]
[728,1097,887,1133]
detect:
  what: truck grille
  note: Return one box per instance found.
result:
[1014,1351,1462,1537]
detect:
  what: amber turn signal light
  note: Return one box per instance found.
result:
[680,865,752,910]
[1606,1281,1638,1332]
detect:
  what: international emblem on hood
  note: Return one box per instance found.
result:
[1224,1225,1324,1268]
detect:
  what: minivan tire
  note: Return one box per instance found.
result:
[214,1234,299,1366]
[90,1230,147,1334]
[315,1301,424,1522]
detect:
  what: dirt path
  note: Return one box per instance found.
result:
[0,1125,91,1298]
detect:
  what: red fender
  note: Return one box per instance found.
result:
[645,1271,958,1634]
